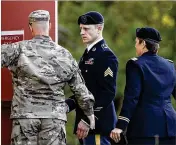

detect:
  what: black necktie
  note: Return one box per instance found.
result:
[86,48,88,53]
[83,48,88,56]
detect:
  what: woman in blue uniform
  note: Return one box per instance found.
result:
[110,27,176,145]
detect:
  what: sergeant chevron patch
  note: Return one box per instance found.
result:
[104,67,113,77]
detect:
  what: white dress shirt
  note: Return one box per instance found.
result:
[86,37,103,52]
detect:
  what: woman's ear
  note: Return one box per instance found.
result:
[143,41,146,46]
[143,41,146,48]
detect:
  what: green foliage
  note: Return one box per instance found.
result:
[58,1,176,144]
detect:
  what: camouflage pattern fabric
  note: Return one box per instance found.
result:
[11,119,66,145]
[28,10,50,23]
[1,35,94,120]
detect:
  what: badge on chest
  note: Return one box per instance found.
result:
[85,58,94,65]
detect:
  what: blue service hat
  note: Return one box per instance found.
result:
[136,27,162,43]
[78,11,104,25]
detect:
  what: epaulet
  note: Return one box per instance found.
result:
[167,59,173,63]
[130,57,138,61]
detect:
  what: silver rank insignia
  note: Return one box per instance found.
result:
[131,57,138,61]
[104,67,113,77]
[167,59,173,63]
[101,43,108,49]
[92,47,96,51]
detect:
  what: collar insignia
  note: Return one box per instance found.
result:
[101,43,108,49]
[92,47,96,51]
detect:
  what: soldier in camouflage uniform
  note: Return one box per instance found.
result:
[1,10,95,145]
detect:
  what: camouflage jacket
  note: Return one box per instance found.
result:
[1,35,94,120]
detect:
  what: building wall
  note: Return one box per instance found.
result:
[1,2,57,144]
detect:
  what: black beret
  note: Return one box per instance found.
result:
[78,11,104,25]
[136,27,162,43]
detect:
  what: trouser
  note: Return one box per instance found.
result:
[79,134,111,145]
[11,118,66,145]
[127,137,176,145]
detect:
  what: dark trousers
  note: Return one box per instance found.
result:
[127,137,176,145]
[79,134,111,145]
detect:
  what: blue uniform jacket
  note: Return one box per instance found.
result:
[66,39,118,135]
[116,51,176,137]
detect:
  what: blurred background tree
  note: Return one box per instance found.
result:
[57,1,176,144]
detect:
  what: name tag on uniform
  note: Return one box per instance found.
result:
[85,58,94,65]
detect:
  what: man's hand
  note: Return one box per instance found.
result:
[76,120,90,139]
[110,128,123,143]
[65,103,69,113]
[87,114,95,129]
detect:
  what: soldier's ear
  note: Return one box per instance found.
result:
[98,25,102,31]
[96,24,101,31]
[49,22,52,30]
[28,24,32,31]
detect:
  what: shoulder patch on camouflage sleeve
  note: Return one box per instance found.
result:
[167,59,173,63]
[130,57,138,61]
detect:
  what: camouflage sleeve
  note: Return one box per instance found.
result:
[1,42,21,67]
[68,58,95,116]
